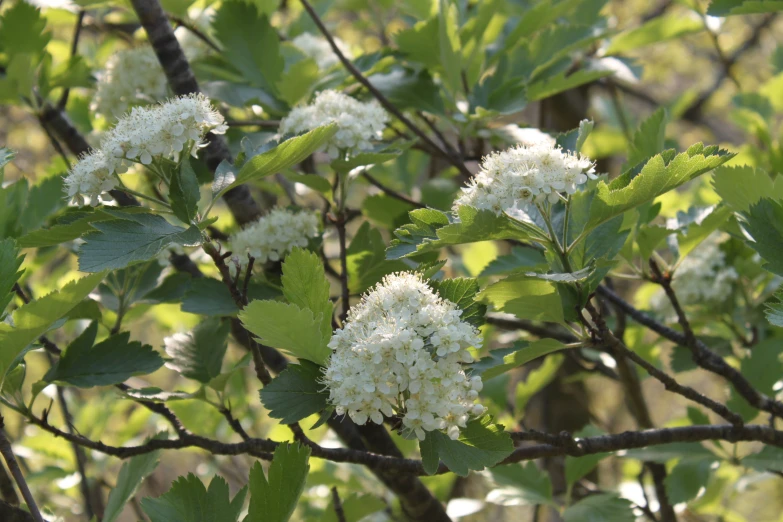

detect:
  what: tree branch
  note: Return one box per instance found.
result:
[57,10,86,109]
[0,418,43,522]
[363,172,425,209]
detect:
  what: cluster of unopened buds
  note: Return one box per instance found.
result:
[454,141,597,216]
[64,94,227,206]
[323,272,486,441]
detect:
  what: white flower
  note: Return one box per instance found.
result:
[279,90,389,158]
[230,209,320,264]
[63,150,118,206]
[651,232,738,314]
[291,32,352,70]
[453,142,596,215]
[323,272,486,441]
[92,47,169,118]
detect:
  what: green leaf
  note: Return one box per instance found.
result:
[213,1,283,93]
[527,69,613,101]
[0,2,51,56]
[479,246,547,277]
[486,462,553,506]
[765,290,783,328]
[738,198,783,276]
[283,171,332,199]
[712,165,783,212]
[727,339,783,420]
[431,278,486,327]
[741,445,783,472]
[226,125,337,193]
[164,318,230,383]
[708,0,783,16]
[18,208,145,248]
[584,144,734,234]
[0,272,105,386]
[103,449,161,522]
[45,322,164,387]
[664,458,713,504]
[388,206,546,259]
[259,361,329,424]
[438,0,462,94]
[321,493,386,522]
[142,474,247,522]
[239,300,329,364]
[476,275,564,324]
[362,194,415,230]
[281,248,333,346]
[276,57,319,106]
[514,354,564,415]
[245,443,311,522]
[170,158,201,225]
[331,149,404,175]
[563,494,635,522]
[346,222,409,294]
[472,339,567,380]
[0,238,24,316]
[627,108,668,169]
[370,69,445,114]
[556,119,594,154]
[78,212,202,272]
[19,175,65,235]
[0,148,15,176]
[419,416,514,476]
[624,442,716,463]
[606,15,704,55]
[395,17,440,68]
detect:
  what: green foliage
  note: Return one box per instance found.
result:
[707,0,783,16]
[103,450,161,522]
[246,443,311,522]
[164,318,231,383]
[280,248,333,345]
[170,158,201,224]
[471,339,567,380]
[45,322,164,387]
[78,211,202,272]
[487,462,554,506]
[141,474,247,522]
[606,15,703,55]
[565,426,610,486]
[627,108,668,168]
[430,277,486,327]
[476,275,564,324]
[562,494,635,522]
[0,272,105,385]
[259,361,329,424]
[738,198,783,275]
[0,2,50,55]
[712,165,783,211]
[346,222,409,294]
[419,416,514,476]
[0,238,24,317]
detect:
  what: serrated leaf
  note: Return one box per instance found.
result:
[0,238,24,316]
[419,416,514,476]
[245,443,311,522]
[583,145,734,235]
[627,108,668,169]
[480,246,547,277]
[388,206,546,259]
[738,198,783,276]
[527,69,613,101]
[19,175,65,235]
[712,165,783,212]
[170,158,200,225]
[260,361,328,424]
[556,119,594,154]
[281,248,333,345]
[471,339,567,380]
[45,322,163,387]
[766,291,783,328]
[486,462,553,507]
[606,15,703,55]
[17,208,147,248]
[164,318,230,383]
[0,2,51,55]
[103,449,161,522]
[476,275,564,324]
[0,272,105,386]
[78,212,202,272]
[563,494,635,522]
[141,474,247,522]
[239,300,329,364]
[431,278,486,327]
[225,125,337,194]
[346,222,409,294]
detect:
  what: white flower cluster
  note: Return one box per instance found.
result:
[92,47,168,118]
[65,94,227,205]
[279,90,389,158]
[230,209,320,264]
[651,232,738,314]
[453,142,597,215]
[291,33,352,70]
[323,272,485,441]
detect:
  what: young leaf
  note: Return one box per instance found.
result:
[45,323,164,387]
[0,1,51,56]
[103,449,161,522]
[245,443,311,522]
[431,278,486,327]
[627,108,668,169]
[605,15,703,55]
[78,212,202,272]
[766,290,783,328]
[712,165,783,212]
[0,238,24,316]
[479,246,547,277]
[556,119,594,154]
[141,474,247,522]
[738,198,783,276]
[419,416,514,476]
[0,272,105,385]
[471,339,568,380]
[476,275,564,324]
[486,462,554,507]
[281,248,333,344]
[664,458,714,505]
[346,222,409,294]
[562,494,635,522]
[170,158,201,225]
[259,361,329,424]
[164,318,231,383]
[526,69,613,101]
[239,301,330,364]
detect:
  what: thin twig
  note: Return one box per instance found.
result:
[0,418,44,522]
[363,172,424,208]
[167,13,221,52]
[58,10,86,109]
[331,487,347,522]
[334,214,351,324]
[226,119,281,129]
